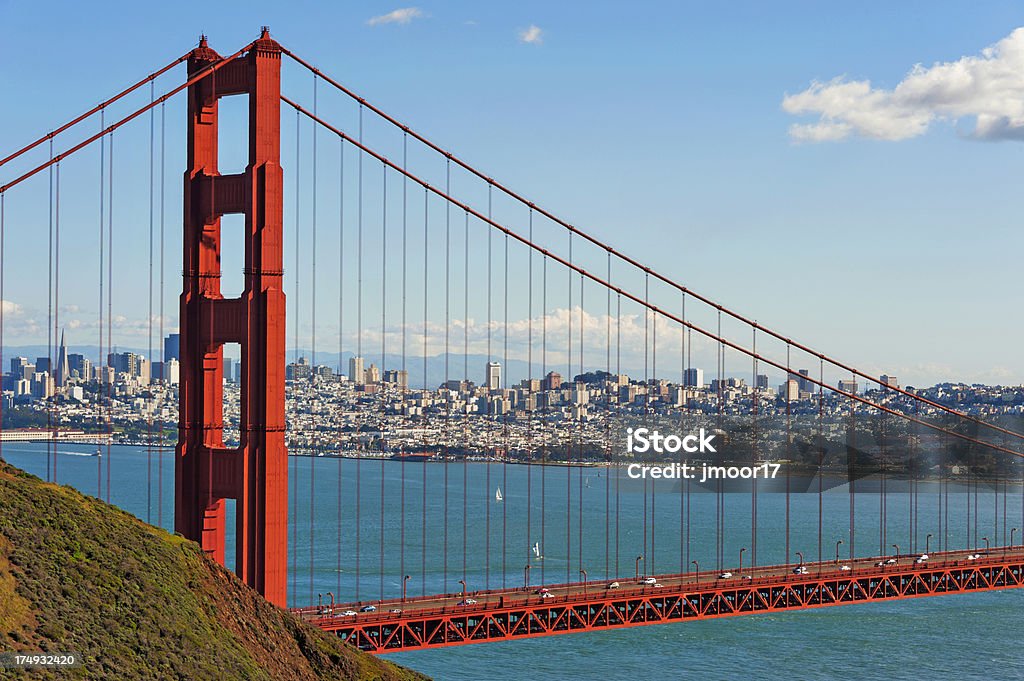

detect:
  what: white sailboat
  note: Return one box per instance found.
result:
[495,487,503,503]
[532,542,543,560]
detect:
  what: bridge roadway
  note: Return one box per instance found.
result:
[296,546,1024,652]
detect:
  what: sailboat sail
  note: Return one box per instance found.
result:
[495,487,503,502]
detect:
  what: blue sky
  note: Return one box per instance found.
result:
[1,1,1022,387]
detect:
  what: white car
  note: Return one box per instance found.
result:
[792,566,808,575]
[840,565,852,571]
[338,610,358,617]
[653,583,664,588]
[606,582,620,589]
[967,553,980,560]
[718,572,733,579]
[536,588,551,595]
[389,608,403,614]
[540,592,554,599]
[642,577,657,585]
[885,558,898,565]
[458,598,478,606]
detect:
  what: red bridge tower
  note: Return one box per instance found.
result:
[175,29,288,606]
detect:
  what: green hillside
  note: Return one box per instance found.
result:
[0,461,427,680]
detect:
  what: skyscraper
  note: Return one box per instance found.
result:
[684,367,704,388]
[349,356,364,385]
[486,361,501,391]
[54,329,70,387]
[164,333,181,362]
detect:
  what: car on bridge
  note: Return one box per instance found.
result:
[458,598,478,606]
[642,577,657,585]
[360,605,377,612]
[606,581,620,589]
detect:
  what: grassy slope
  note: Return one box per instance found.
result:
[0,461,427,681]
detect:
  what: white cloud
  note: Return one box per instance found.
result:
[367,7,424,27]
[1,300,22,316]
[518,25,543,45]
[783,27,1024,142]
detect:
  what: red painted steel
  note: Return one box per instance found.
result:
[175,29,288,606]
[304,548,1024,653]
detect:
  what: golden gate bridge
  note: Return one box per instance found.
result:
[1,29,1022,653]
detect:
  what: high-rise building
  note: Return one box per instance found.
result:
[54,330,70,387]
[756,374,769,390]
[223,357,235,383]
[486,361,501,391]
[837,380,858,394]
[35,357,51,374]
[10,357,33,381]
[684,367,704,388]
[349,356,365,386]
[880,375,899,390]
[67,353,90,382]
[286,357,311,381]
[164,333,181,362]
[365,363,380,385]
[544,371,562,391]
[781,379,799,402]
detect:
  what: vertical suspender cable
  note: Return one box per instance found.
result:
[607,252,613,579]
[420,185,427,596]
[541,254,547,585]
[463,209,470,584]
[650,284,656,574]
[380,162,386,602]
[47,138,53,483]
[503,230,510,589]
[337,137,345,600]
[355,105,363,602]
[443,160,450,593]
[147,82,155,522]
[53,160,61,483]
[158,101,166,528]
[485,183,492,590]
[400,133,407,592]
[566,232,573,583]
[291,108,300,604]
[818,358,824,564]
[577,270,583,575]
[527,210,534,574]
[97,111,105,498]
[751,326,757,567]
[310,74,318,607]
[106,130,114,502]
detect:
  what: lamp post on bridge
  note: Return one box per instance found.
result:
[403,575,411,602]
[892,544,900,563]
[524,564,531,589]
[327,592,335,615]
[835,540,843,565]
[580,569,588,595]
[635,555,644,582]
[982,536,990,554]
[458,579,467,600]
[1011,528,1018,549]
[926,533,933,555]
[691,561,699,585]
[738,548,746,577]
[795,551,803,570]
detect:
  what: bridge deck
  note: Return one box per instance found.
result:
[297,547,1024,653]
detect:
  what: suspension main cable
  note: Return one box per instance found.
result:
[0,52,189,168]
[281,96,1024,460]
[1,43,254,194]
[278,47,1024,443]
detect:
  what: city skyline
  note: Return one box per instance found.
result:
[1,3,1022,390]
